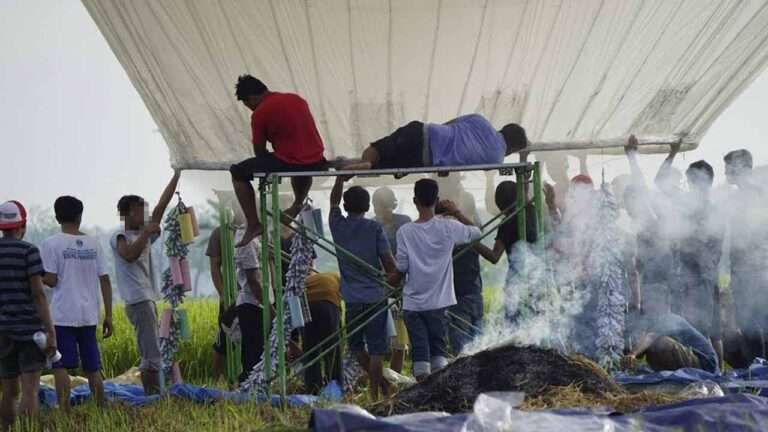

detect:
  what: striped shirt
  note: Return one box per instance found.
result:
[0,238,44,340]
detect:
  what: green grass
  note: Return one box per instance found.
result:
[14,286,508,431]
[18,399,310,431]
[12,299,314,431]
[101,299,219,381]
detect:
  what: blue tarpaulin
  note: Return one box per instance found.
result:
[614,363,768,395]
[39,380,343,408]
[311,394,768,432]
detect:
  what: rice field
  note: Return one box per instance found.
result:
[100,299,221,381]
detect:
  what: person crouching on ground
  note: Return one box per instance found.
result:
[622,284,719,374]
[388,179,482,381]
[329,177,397,400]
[41,196,113,409]
[110,171,180,395]
[303,273,343,394]
[0,201,56,431]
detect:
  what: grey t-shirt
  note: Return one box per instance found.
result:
[396,217,482,311]
[110,230,159,305]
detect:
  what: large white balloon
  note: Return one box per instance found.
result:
[82,0,768,169]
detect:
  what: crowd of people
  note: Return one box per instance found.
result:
[1,74,767,430]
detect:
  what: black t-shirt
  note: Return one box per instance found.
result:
[452,248,482,297]
[496,205,538,254]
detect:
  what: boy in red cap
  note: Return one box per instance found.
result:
[0,201,56,431]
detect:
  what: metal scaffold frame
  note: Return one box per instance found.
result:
[219,162,544,403]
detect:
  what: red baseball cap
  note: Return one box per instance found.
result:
[0,201,27,230]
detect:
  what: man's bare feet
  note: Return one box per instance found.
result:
[236,223,263,247]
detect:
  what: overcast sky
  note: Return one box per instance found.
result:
[3,0,768,228]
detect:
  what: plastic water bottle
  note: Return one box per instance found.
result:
[33,331,62,366]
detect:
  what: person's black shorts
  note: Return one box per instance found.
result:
[0,337,46,379]
[370,121,426,169]
[230,153,327,182]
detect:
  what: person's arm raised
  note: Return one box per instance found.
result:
[654,143,681,187]
[625,135,647,188]
[330,176,344,208]
[151,170,182,224]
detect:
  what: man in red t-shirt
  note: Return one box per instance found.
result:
[230,75,326,246]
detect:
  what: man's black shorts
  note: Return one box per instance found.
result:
[371,121,426,169]
[230,153,327,182]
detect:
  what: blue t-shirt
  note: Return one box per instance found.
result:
[646,313,720,374]
[427,114,506,166]
[329,207,391,303]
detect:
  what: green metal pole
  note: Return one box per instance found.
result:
[533,161,544,238]
[271,174,287,404]
[516,167,527,243]
[259,180,272,387]
[219,207,241,384]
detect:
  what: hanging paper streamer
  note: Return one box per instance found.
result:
[169,257,183,286]
[301,208,324,238]
[178,213,195,244]
[287,296,305,329]
[159,308,173,338]
[159,194,192,385]
[179,258,192,292]
[178,309,191,341]
[187,206,200,237]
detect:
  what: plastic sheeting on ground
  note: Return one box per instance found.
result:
[615,362,768,395]
[311,393,768,432]
[39,380,343,408]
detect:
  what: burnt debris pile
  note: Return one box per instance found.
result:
[382,343,622,414]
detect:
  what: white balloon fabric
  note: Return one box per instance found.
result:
[82,0,768,169]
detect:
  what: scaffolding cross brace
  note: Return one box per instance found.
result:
[218,161,544,403]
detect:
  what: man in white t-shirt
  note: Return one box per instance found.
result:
[388,179,481,381]
[40,196,113,408]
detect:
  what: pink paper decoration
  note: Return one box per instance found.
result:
[159,308,172,338]
[169,257,183,286]
[180,258,192,292]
